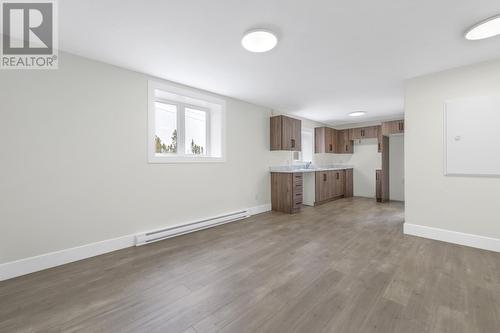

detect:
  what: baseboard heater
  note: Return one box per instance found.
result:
[135,209,250,246]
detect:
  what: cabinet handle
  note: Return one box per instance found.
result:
[323,174,327,181]
[336,172,339,180]
[329,144,332,151]
[378,143,381,151]
[345,145,348,152]
[291,139,295,148]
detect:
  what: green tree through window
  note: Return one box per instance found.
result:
[155,129,177,153]
[191,139,204,155]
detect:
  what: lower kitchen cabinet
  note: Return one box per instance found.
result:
[334,170,345,197]
[376,170,382,202]
[315,169,352,205]
[271,172,303,214]
[344,168,353,197]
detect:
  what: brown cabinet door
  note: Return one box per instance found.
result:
[315,171,330,202]
[326,128,336,153]
[315,127,325,153]
[271,173,292,213]
[315,127,337,153]
[344,169,353,197]
[381,120,404,136]
[336,130,352,154]
[292,118,302,151]
[281,116,294,150]
[362,126,377,138]
[375,170,382,202]
[334,171,345,196]
[328,171,336,198]
[324,128,332,153]
[270,116,282,150]
[270,115,302,151]
[397,120,404,133]
[377,125,383,153]
[271,172,303,214]
[351,127,363,140]
[352,126,377,139]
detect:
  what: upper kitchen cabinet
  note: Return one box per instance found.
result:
[270,115,302,151]
[336,129,353,154]
[315,127,336,153]
[381,119,404,136]
[350,126,378,140]
[377,125,383,153]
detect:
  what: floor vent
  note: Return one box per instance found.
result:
[135,210,250,246]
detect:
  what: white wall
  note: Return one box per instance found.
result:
[405,58,500,239]
[389,136,404,201]
[348,139,381,198]
[0,52,274,264]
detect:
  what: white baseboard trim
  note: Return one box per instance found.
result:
[0,203,272,282]
[403,223,500,253]
[0,235,135,282]
[249,203,272,215]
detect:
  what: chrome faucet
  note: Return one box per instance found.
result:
[305,161,312,169]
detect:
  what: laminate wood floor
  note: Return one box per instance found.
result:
[1,198,500,332]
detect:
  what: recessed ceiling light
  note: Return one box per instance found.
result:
[348,111,367,117]
[241,29,278,53]
[465,15,500,40]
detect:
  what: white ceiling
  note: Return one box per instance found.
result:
[60,0,500,125]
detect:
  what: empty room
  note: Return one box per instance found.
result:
[1,0,500,332]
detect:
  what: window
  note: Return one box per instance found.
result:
[148,81,225,163]
[185,108,207,155]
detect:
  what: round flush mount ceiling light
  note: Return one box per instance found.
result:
[348,111,367,117]
[465,15,500,40]
[241,29,278,53]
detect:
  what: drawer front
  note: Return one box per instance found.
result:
[293,193,303,207]
[293,173,302,184]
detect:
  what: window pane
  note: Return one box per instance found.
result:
[155,102,177,154]
[185,108,206,155]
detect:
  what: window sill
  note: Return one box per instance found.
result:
[148,155,225,164]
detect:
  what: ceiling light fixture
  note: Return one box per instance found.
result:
[465,15,500,40]
[241,29,278,53]
[348,111,367,117]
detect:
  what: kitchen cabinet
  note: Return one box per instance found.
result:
[381,120,404,136]
[315,127,337,153]
[344,169,353,197]
[315,170,348,205]
[376,170,382,202]
[336,129,353,154]
[271,172,303,214]
[334,170,345,197]
[377,125,383,153]
[270,115,301,151]
[315,171,331,202]
[350,126,378,140]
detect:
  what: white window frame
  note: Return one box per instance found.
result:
[148,81,226,163]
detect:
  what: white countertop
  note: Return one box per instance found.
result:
[269,165,354,173]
